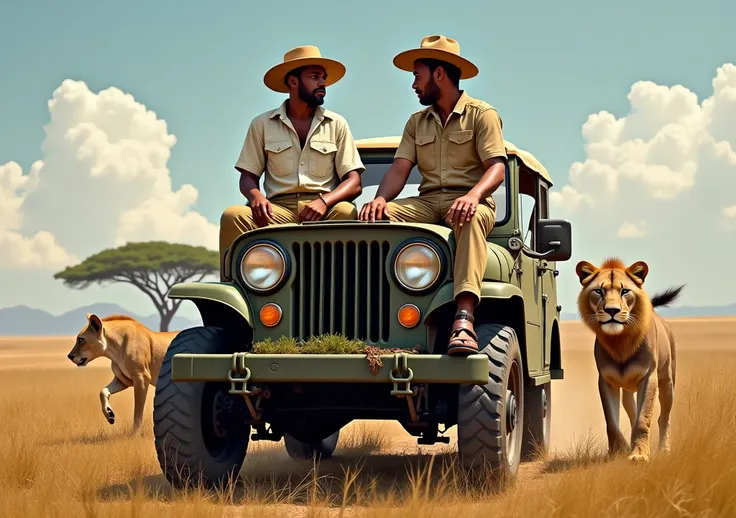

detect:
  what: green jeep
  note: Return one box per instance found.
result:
[152,136,572,490]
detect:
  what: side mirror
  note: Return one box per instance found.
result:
[536,219,572,262]
[508,219,572,262]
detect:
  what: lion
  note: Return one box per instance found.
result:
[575,257,684,462]
[66,313,179,434]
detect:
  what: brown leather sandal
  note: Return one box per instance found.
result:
[447,310,479,356]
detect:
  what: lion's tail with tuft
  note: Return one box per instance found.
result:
[650,284,685,309]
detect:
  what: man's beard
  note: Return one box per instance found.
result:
[417,77,441,106]
[298,82,325,106]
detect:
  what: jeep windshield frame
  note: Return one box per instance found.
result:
[352,150,511,227]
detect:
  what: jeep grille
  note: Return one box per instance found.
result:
[291,240,391,343]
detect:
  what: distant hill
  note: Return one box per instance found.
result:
[1,300,734,336]
[560,302,736,322]
[0,303,202,336]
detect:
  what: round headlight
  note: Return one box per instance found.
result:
[394,242,441,291]
[240,244,286,292]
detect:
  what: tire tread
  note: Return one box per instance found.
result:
[152,326,248,490]
[457,323,523,474]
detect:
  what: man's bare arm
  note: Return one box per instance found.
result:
[359,158,414,221]
[468,157,506,200]
[238,170,262,202]
[446,157,506,226]
[321,170,362,207]
[238,169,273,224]
[300,170,363,222]
[375,158,414,201]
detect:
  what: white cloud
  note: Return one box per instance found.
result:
[0,231,77,269]
[723,205,736,231]
[552,63,736,309]
[0,161,39,229]
[0,160,75,269]
[616,221,647,239]
[1,79,218,270]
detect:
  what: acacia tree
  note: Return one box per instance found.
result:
[54,241,219,331]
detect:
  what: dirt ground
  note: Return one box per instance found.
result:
[1,316,735,517]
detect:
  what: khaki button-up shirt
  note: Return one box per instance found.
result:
[394,91,507,196]
[235,101,365,199]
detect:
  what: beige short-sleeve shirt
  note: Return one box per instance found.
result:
[235,101,365,199]
[394,91,507,195]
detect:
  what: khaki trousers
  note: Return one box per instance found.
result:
[386,189,495,302]
[219,193,357,275]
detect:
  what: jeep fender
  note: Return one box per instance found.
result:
[423,281,531,377]
[167,282,253,331]
[424,281,524,321]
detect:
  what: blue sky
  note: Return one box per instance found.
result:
[1,0,735,320]
[3,0,732,221]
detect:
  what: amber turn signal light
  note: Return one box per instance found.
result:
[398,304,421,328]
[260,303,282,327]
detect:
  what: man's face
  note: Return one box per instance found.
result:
[293,66,327,106]
[412,61,441,106]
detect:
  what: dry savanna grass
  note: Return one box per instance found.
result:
[1,317,736,517]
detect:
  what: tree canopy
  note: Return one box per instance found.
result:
[54,241,219,331]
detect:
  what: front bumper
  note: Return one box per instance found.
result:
[171,352,488,385]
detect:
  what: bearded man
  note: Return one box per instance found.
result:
[359,35,508,356]
[219,45,365,273]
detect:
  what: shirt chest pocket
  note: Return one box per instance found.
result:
[308,140,338,178]
[265,140,295,177]
[447,130,476,169]
[415,133,437,171]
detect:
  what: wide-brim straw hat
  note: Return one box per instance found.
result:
[263,45,346,93]
[393,35,478,79]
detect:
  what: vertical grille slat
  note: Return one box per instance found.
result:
[366,243,372,342]
[382,242,391,340]
[329,242,335,334]
[376,244,388,346]
[292,244,300,339]
[357,242,364,340]
[322,242,331,335]
[341,242,347,334]
[309,243,320,340]
[292,239,391,344]
[370,242,381,343]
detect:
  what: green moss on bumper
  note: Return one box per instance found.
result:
[252,334,373,354]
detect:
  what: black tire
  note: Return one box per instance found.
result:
[521,381,552,461]
[284,430,340,460]
[153,326,250,490]
[457,324,524,478]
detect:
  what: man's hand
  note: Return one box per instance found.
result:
[358,157,414,222]
[249,193,273,227]
[359,196,390,222]
[445,193,480,227]
[239,171,273,226]
[300,197,329,222]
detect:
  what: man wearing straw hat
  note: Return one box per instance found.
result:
[219,45,365,270]
[359,35,508,356]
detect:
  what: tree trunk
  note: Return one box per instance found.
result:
[160,311,174,332]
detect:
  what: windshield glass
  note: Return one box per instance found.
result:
[352,159,508,223]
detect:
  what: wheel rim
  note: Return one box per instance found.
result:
[542,387,549,443]
[505,359,523,467]
[202,383,237,460]
[211,391,229,439]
